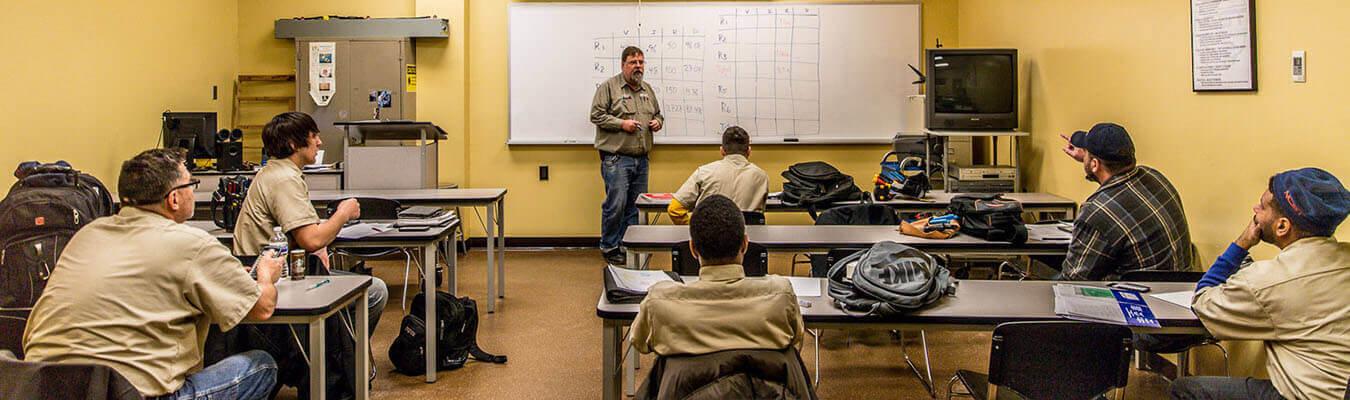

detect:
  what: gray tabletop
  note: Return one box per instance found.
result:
[622,224,1072,253]
[636,191,1076,211]
[186,219,459,246]
[193,188,506,207]
[271,276,371,316]
[598,278,1202,330]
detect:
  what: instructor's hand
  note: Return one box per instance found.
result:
[1060,133,1086,162]
[648,119,662,132]
[621,120,639,133]
[1235,217,1262,250]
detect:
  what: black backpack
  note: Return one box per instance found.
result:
[210,176,251,232]
[948,194,1027,244]
[389,291,506,375]
[0,161,115,309]
[808,202,900,277]
[780,162,863,218]
[827,241,957,316]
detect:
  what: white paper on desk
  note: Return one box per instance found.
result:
[607,265,674,293]
[338,223,392,239]
[395,211,458,227]
[1053,284,1126,325]
[1150,291,1195,310]
[783,276,822,297]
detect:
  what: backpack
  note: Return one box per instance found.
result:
[0,161,115,309]
[779,162,863,218]
[826,241,957,316]
[947,194,1028,244]
[210,176,251,231]
[388,291,507,375]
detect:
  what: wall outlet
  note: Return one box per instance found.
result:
[539,165,549,181]
[1292,51,1306,82]
[212,85,218,100]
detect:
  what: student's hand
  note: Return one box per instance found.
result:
[256,250,284,284]
[335,198,361,221]
[1235,217,1262,250]
[621,120,639,133]
[648,119,662,132]
[1060,133,1086,162]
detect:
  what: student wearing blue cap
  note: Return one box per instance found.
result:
[1172,168,1350,400]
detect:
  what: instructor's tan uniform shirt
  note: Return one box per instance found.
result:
[673,154,768,213]
[23,207,260,396]
[1192,237,1350,400]
[233,158,321,255]
[590,74,662,156]
[629,264,805,356]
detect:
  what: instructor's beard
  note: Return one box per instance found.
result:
[627,71,644,86]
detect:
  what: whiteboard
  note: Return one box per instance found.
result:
[508,2,921,145]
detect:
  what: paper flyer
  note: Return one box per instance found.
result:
[1053,284,1161,328]
[309,42,336,106]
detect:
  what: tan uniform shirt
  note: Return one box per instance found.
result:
[629,264,805,356]
[1192,237,1350,400]
[233,158,321,255]
[23,207,260,396]
[672,154,769,213]
[590,74,662,156]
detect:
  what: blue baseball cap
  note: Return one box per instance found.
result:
[1271,168,1350,236]
[1070,123,1135,162]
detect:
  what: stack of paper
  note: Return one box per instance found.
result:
[1053,284,1160,328]
[338,223,393,239]
[607,265,675,294]
[395,210,459,228]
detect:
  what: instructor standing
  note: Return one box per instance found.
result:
[591,45,663,265]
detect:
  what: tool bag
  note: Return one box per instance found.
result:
[389,291,507,375]
[0,161,115,310]
[826,241,957,315]
[210,176,251,231]
[874,152,930,200]
[780,161,863,218]
[948,194,1028,244]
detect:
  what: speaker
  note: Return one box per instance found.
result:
[216,141,244,171]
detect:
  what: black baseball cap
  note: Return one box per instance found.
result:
[1070,123,1135,162]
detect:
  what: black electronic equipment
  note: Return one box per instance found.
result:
[161,112,218,161]
[215,141,245,171]
[215,129,231,142]
[229,128,243,141]
[925,49,1018,130]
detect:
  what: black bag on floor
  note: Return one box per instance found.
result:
[780,161,863,218]
[389,292,506,375]
[948,194,1027,244]
[826,241,957,316]
[0,161,114,310]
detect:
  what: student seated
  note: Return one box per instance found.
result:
[232,111,387,333]
[1171,168,1350,400]
[631,195,805,356]
[23,148,282,399]
[667,126,768,225]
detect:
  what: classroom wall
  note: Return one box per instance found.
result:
[0,1,239,190]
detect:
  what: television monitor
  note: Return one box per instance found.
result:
[925,49,1017,130]
[161,112,218,160]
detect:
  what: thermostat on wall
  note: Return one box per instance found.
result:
[1292,51,1306,83]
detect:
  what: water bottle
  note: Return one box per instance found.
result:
[268,226,289,278]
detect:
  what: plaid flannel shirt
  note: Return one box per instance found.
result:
[1061,166,1194,280]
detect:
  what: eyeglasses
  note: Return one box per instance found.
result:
[161,179,201,199]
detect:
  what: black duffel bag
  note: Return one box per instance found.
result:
[948,194,1028,244]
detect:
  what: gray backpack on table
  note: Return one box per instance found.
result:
[826,241,957,316]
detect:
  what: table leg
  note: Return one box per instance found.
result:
[624,339,637,396]
[309,317,326,400]
[424,241,438,383]
[497,198,505,298]
[355,288,370,400]
[602,323,622,400]
[627,249,639,270]
[446,234,458,295]
[486,203,497,313]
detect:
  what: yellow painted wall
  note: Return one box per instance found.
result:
[0,1,239,190]
[958,0,1350,377]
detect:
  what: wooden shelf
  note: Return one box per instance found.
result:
[238,96,295,102]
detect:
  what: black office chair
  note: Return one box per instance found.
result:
[0,357,142,400]
[324,197,425,311]
[947,321,1134,400]
[636,348,817,400]
[742,210,767,225]
[1119,269,1226,379]
[670,241,768,277]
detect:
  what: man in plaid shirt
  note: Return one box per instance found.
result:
[1057,123,1193,280]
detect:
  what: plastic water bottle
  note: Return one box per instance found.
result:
[269,226,289,278]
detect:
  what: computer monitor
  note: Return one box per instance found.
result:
[161,112,217,160]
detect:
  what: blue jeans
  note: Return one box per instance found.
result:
[165,350,276,400]
[599,152,648,251]
[329,269,387,336]
[1169,376,1284,399]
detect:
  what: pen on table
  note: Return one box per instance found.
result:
[307,278,331,291]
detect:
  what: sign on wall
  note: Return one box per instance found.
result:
[309,42,336,105]
[1191,0,1256,91]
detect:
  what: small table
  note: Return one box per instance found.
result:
[596,279,1204,400]
[242,275,370,400]
[635,191,1078,224]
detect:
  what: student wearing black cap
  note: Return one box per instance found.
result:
[1172,168,1350,400]
[1054,122,1194,280]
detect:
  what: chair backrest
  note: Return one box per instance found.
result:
[1119,270,1205,283]
[742,211,766,225]
[0,359,143,400]
[671,241,768,277]
[325,197,402,220]
[988,321,1133,400]
[636,347,817,400]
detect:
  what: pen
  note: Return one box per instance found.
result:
[306,278,330,291]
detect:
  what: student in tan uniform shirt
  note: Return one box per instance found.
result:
[631,195,805,356]
[24,148,284,399]
[1172,168,1350,400]
[667,126,769,225]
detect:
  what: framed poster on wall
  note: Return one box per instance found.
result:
[1191,0,1256,91]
